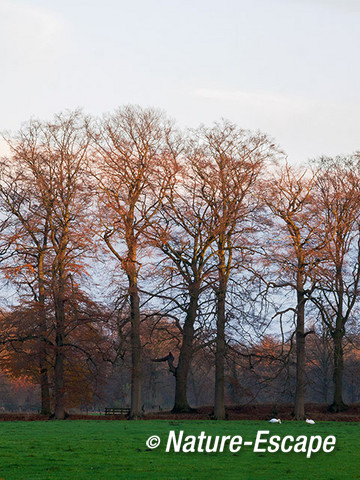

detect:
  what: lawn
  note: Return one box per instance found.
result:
[0,420,358,479]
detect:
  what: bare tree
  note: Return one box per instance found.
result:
[90,105,178,418]
[148,153,215,412]
[190,120,278,419]
[311,155,360,411]
[262,163,322,419]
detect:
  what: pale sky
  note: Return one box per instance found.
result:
[1,0,359,163]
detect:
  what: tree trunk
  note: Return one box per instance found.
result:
[39,342,51,415]
[38,260,51,416]
[53,246,67,420]
[129,279,142,419]
[54,342,65,419]
[214,266,226,420]
[330,262,347,412]
[127,238,142,419]
[294,287,306,420]
[172,289,199,413]
[54,294,66,420]
[330,323,346,412]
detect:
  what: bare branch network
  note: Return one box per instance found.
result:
[0,106,359,419]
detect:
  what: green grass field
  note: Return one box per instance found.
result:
[0,420,358,479]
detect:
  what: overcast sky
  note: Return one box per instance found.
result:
[1,0,359,163]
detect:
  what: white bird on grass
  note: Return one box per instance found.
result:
[306,419,315,424]
[269,418,281,424]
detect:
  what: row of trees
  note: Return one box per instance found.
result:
[0,106,359,419]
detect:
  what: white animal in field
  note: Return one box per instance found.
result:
[269,418,281,424]
[306,419,315,424]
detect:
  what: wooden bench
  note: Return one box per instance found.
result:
[105,407,130,415]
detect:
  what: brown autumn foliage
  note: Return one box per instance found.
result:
[0,291,110,410]
[0,110,96,418]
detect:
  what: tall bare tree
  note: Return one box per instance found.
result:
[90,105,178,418]
[190,120,278,419]
[149,154,216,412]
[262,163,322,419]
[311,155,360,411]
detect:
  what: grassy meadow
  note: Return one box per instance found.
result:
[0,420,358,479]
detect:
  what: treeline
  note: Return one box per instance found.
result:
[0,106,359,419]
